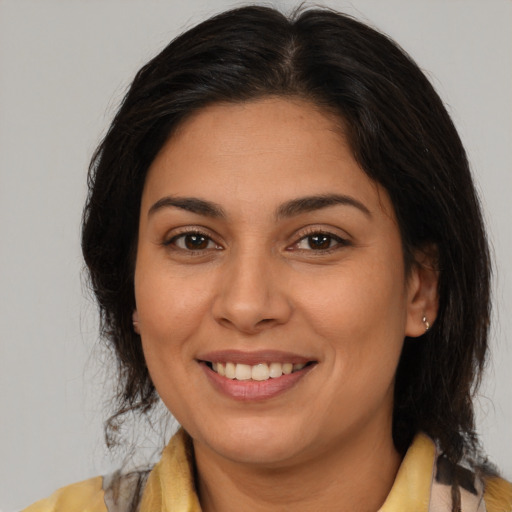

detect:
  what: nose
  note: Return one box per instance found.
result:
[212,249,292,334]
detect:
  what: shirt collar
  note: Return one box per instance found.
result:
[140,429,201,512]
[140,430,437,512]
[379,432,435,512]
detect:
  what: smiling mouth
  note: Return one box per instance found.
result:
[204,361,315,381]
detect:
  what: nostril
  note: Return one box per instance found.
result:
[216,315,278,334]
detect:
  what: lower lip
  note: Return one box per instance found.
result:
[200,362,315,401]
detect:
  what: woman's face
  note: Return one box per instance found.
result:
[134,98,434,467]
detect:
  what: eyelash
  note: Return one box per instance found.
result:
[290,229,350,254]
[162,229,222,253]
[162,228,350,255]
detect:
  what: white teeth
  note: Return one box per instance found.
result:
[235,363,252,380]
[269,362,283,378]
[251,363,270,381]
[282,363,293,375]
[225,362,236,379]
[210,361,308,381]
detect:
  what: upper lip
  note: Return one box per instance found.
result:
[197,350,315,366]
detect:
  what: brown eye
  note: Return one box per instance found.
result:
[293,232,348,252]
[168,232,219,251]
[307,234,332,250]
[184,234,209,250]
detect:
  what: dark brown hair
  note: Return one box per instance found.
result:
[82,4,492,501]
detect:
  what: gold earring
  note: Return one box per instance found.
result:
[422,315,430,332]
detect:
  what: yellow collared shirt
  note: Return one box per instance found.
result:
[22,430,512,512]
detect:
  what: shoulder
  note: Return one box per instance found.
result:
[21,476,106,512]
[425,433,512,512]
[484,475,512,512]
[21,430,191,512]
[21,470,150,512]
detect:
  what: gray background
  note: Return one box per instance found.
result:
[0,1,511,510]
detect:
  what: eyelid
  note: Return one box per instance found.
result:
[161,226,223,251]
[287,226,352,252]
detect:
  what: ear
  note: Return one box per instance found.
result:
[405,245,439,337]
[132,310,140,334]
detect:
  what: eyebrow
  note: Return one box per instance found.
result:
[276,194,371,219]
[148,193,371,219]
[148,196,226,218]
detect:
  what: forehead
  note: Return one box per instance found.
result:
[142,98,392,219]
[164,97,348,162]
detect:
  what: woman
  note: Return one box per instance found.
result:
[23,5,511,512]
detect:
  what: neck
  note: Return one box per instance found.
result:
[193,425,402,512]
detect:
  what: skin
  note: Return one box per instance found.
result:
[134,98,438,512]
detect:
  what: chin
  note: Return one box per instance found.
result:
[192,417,312,466]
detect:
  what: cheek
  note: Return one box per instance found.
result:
[134,259,214,411]
[136,250,206,320]
[134,257,215,364]
[296,258,408,377]
[298,270,407,428]
[299,261,407,333]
